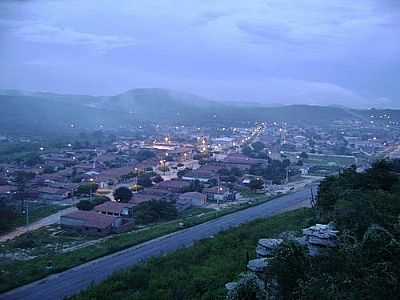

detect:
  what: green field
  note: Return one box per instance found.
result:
[71,208,313,300]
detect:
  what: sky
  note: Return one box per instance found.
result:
[0,0,399,108]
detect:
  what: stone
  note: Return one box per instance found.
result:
[256,239,283,258]
[247,258,269,273]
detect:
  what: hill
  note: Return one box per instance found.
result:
[0,88,394,135]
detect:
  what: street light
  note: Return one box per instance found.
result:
[89,178,94,202]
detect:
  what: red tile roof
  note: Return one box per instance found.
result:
[62,210,116,229]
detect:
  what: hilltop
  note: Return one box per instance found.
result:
[0,88,394,135]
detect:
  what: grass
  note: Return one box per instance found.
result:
[0,191,288,293]
[0,204,67,235]
[70,208,314,300]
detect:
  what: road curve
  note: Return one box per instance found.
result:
[0,187,313,300]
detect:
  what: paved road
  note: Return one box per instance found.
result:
[0,187,313,300]
[0,207,77,242]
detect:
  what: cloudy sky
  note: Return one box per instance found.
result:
[0,0,399,108]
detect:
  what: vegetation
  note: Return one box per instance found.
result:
[256,160,400,299]
[76,197,108,211]
[134,149,155,162]
[0,204,65,234]
[0,204,17,233]
[134,200,178,225]
[248,178,264,192]
[70,209,313,300]
[137,175,153,187]
[249,159,291,184]
[113,186,133,203]
[74,182,98,196]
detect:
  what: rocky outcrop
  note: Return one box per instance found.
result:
[302,223,338,256]
[256,239,283,258]
[226,223,339,298]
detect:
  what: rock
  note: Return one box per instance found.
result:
[225,282,238,292]
[256,239,283,258]
[302,224,339,256]
[247,258,269,273]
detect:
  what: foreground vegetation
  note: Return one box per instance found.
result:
[230,160,400,299]
[71,209,313,300]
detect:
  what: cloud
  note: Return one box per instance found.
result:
[14,23,137,53]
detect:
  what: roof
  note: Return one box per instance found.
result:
[0,185,16,194]
[94,201,135,214]
[129,193,165,205]
[223,154,266,166]
[203,186,229,194]
[37,186,65,195]
[62,210,116,229]
[156,180,191,189]
[97,166,135,180]
[182,169,216,180]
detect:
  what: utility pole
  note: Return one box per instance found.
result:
[25,201,29,226]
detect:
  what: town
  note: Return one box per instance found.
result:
[1,115,399,234]
[0,112,399,270]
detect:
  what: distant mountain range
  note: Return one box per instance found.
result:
[0,88,398,136]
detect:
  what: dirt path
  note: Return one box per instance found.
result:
[0,206,77,242]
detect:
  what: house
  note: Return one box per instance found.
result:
[130,193,165,205]
[203,186,234,202]
[182,169,216,183]
[94,201,135,218]
[60,210,134,236]
[36,186,67,201]
[176,192,207,211]
[222,154,267,170]
[0,185,16,194]
[155,180,191,193]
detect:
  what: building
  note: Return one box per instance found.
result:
[203,186,234,202]
[94,201,135,218]
[176,192,207,211]
[60,210,134,236]
[182,169,216,183]
[155,180,191,193]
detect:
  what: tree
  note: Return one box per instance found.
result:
[14,171,36,212]
[227,272,266,300]
[248,178,264,192]
[152,174,164,183]
[0,204,17,233]
[76,199,94,211]
[137,175,153,187]
[113,186,133,203]
[251,141,266,152]
[135,150,155,162]
[75,182,98,196]
[268,241,309,299]
[300,152,308,159]
[134,200,177,224]
[76,196,108,210]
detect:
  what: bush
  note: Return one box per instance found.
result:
[134,200,177,224]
